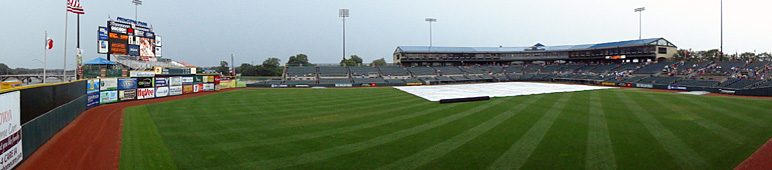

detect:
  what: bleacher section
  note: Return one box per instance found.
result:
[318,67,349,78]
[673,80,719,87]
[112,56,185,70]
[433,66,465,76]
[286,67,317,80]
[634,62,677,74]
[458,66,487,74]
[349,67,380,78]
[406,67,437,77]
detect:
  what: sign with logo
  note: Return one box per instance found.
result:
[154,77,169,87]
[100,78,118,91]
[128,45,140,56]
[183,85,193,94]
[335,84,353,87]
[271,84,288,88]
[193,76,203,84]
[636,83,653,88]
[193,84,203,92]
[203,83,214,91]
[98,40,109,54]
[87,92,100,108]
[154,35,162,46]
[119,89,136,101]
[155,86,169,97]
[170,76,182,86]
[169,86,183,96]
[129,71,155,77]
[117,78,137,90]
[137,88,155,99]
[182,76,194,85]
[155,47,162,57]
[667,85,687,90]
[137,77,154,88]
[601,82,616,86]
[99,90,118,104]
[214,76,221,84]
[87,79,100,93]
[0,91,23,170]
[98,26,109,40]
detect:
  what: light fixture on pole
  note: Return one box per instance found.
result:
[425,18,437,48]
[339,9,349,60]
[133,0,142,21]
[634,7,645,40]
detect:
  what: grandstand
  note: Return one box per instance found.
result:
[406,67,437,77]
[285,67,317,80]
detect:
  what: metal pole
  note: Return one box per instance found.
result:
[720,0,723,56]
[343,18,346,60]
[429,21,433,47]
[44,31,48,84]
[63,6,68,81]
[639,11,642,40]
[231,54,235,76]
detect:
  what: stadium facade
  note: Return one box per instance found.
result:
[394,38,677,66]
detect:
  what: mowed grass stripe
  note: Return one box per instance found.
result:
[378,95,545,170]
[614,90,709,169]
[120,106,178,170]
[489,92,572,170]
[237,97,515,169]
[207,101,444,149]
[699,96,772,125]
[585,90,617,170]
[160,95,421,132]
[636,91,748,144]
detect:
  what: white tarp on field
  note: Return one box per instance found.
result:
[394,82,615,101]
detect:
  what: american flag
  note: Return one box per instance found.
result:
[67,0,84,14]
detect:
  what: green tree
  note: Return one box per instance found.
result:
[739,52,755,61]
[287,54,312,66]
[350,55,363,65]
[370,58,387,66]
[218,61,230,75]
[262,57,281,68]
[237,63,256,76]
[0,63,10,75]
[340,57,356,66]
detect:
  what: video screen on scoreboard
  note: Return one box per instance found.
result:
[140,37,155,57]
[108,32,128,55]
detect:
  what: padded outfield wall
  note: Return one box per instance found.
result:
[0,71,237,168]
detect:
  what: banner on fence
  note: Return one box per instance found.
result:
[119,89,136,101]
[0,91,22,170]
[667,85,687,90]
[100,78,118,91]
[636,83,653,88]
[87,92,100,108]
[271,84,288,88]
[99,90,118,104]
[203,83,214,91]
[193,84,202,93]
[183,85,193,94]
[117,78,138,90]
[334,84,352,87]
[169,86,183,96]
[137,77,154,88]
[155,87,169,97]
[601,82,616,86]
[87,79,100,93]
[129,71,155,77]
[137,88,155,99]
[170,76,182,86]
[182,76,194,85]
[154,77,169,87]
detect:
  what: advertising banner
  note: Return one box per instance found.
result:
[98,26,109,40]
[667,85,687,90]
[98,40,109,54]
[335,84,353,87]
[137,88,155,99]
[203,83,215,91]
[99,90,118,104]
[182,76,194,85]
[119,89,136,101]
[137,77,154,88]
[0,91,22,170]
[601,82,616,86]
[155,87,169,97]
[128,45,140,56]
[202,76,208,83]
[100,78,118,91]
[87,79,100,93]
[170,76,182,86]
[154,77,169,87]
[193,76,204,84]
[183,85,193,94]
[193,84,202,93]
[129,71,155,77]
[271,84,288,88]
[214,76,221,84]
[636,83,654,88]
[169,86,183,96]
[220,80,231,88]
[117,78,137,90]
[87,92,100,108]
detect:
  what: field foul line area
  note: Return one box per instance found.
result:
[393,82,615,101]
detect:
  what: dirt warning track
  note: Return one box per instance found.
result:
[15,89,240,170]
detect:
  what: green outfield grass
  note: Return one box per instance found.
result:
[120,87,772,170]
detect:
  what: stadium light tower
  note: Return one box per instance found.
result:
[634,7,645,40]
[339,9,349,60]
[133,0,142,21]
[425,18,437,48]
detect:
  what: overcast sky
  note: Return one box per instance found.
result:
[2,0,771,68]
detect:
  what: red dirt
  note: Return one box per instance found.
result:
[15,89,240,170]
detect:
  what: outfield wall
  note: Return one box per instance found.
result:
[0,71,239,168]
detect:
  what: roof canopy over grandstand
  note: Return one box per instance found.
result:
[394,38,677,66]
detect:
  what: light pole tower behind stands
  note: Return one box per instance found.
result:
[425,18,437,48]
[634,7,645,40]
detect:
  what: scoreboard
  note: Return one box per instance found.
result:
[98,17,162,58]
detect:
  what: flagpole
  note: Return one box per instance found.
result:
[76,13,81,81]
[63,2,68,82]
[44,31,48,84]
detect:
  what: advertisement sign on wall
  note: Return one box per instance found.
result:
[87,79,100,93]
[154,77,169,87]
[99,90,118,104]
[169,86,183,96]
[182,76,194,85]
[667,85,687,90]
[170,76,182,86]
[0,91,23,170]
[129,71,155,77]
[98,40,109,54]
[203,83,214,91]
[137,88,155,99]
[182,85,193,94]
[100,78,118,91]
[137,77,154,88]
[155,86,169,97]
[193,76,203,84]
[220,80,231,88]
[636,83,654,88]
[119,89,136,101]
[193,84,202,93]
[117,78,137,90]
[87,92,100,108]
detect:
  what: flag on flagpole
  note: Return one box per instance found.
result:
[46,37,53,50]
[67,0,84,14]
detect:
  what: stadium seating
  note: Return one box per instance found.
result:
[673,80,719,87]
[634,62,677,74]
[502,65,524,73]
[406,67,437,76]
[433,66,465,76]
[637,76,683,84]
[286,67,317,80]
[352,78,386,84]
[349,67,380,78]
[319,78,352,84]
[318,67,349,78]
[458,66,487,74]
[377,67,411,77]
